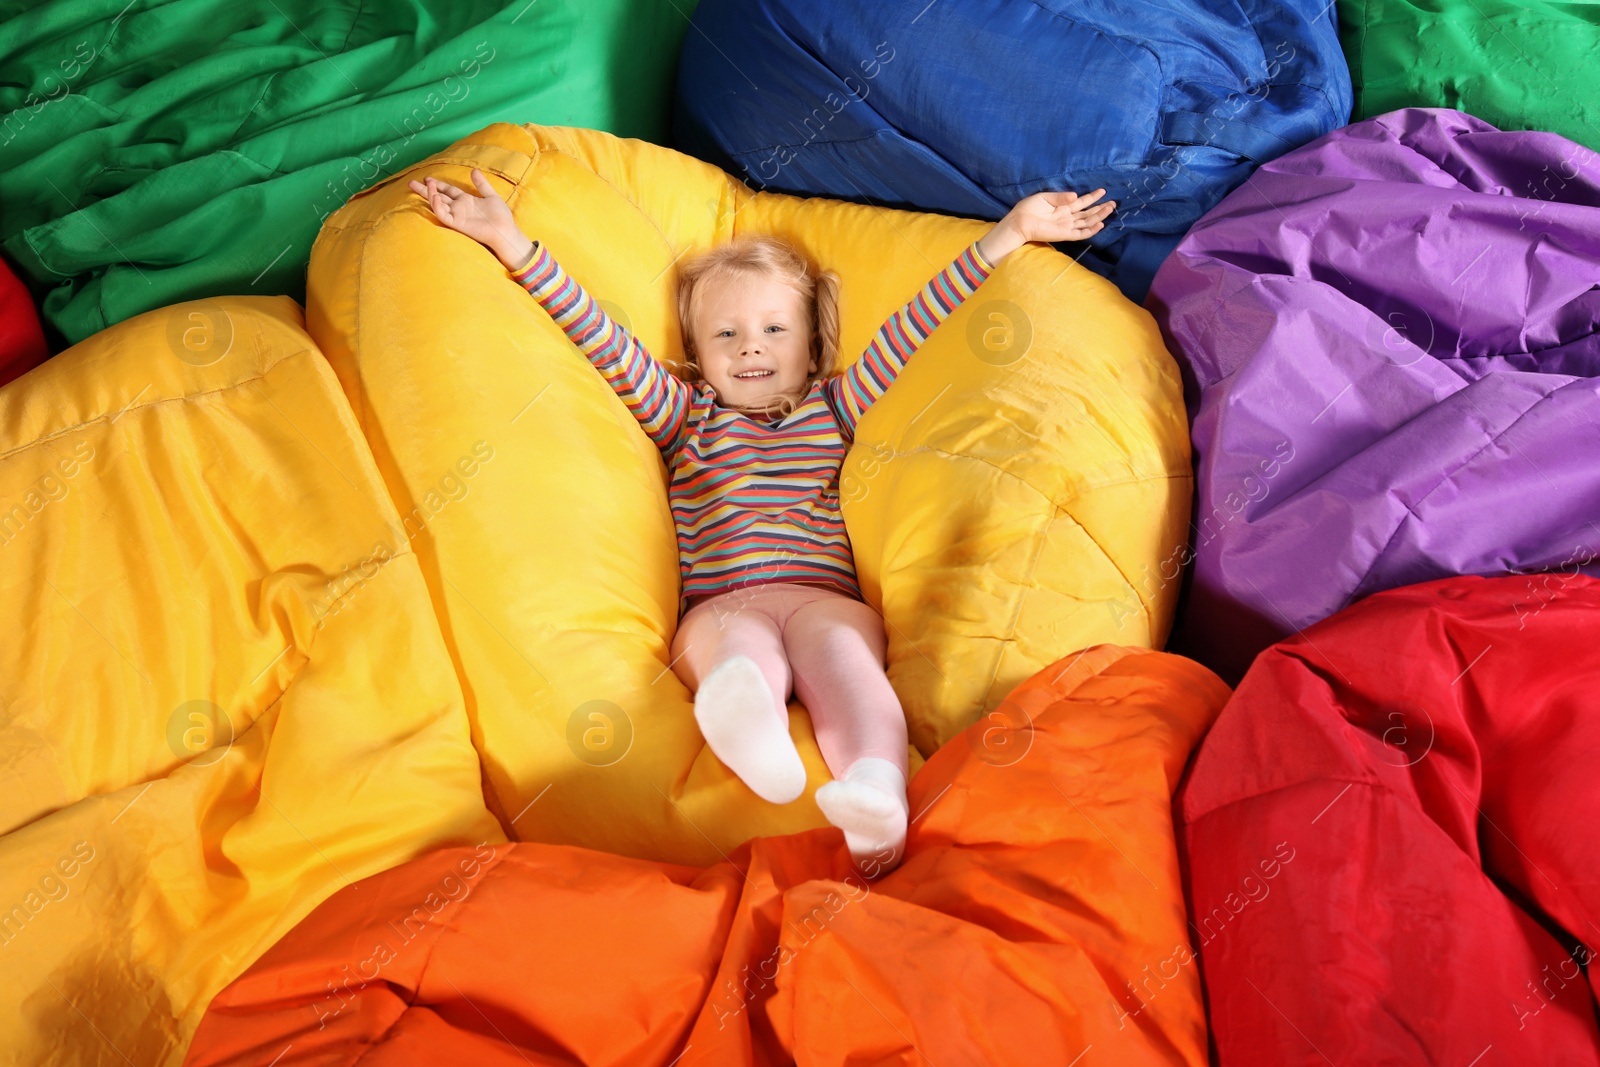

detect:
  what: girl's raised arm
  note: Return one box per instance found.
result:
[409,169,692,457]
[827,242,996,440]
[509,241,691,456]
[826,187,1115,440]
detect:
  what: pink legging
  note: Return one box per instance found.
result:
[669,581,909,783]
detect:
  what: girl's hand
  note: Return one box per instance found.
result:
[977,188,1116,265]
[407,168,531,268]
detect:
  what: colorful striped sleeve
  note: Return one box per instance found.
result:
[510,240,690,455]
[827,239,996,439]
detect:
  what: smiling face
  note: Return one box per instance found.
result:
[688,269,818,418]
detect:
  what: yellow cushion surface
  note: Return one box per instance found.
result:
[306,122,1191,865]
[0,297,503,1065]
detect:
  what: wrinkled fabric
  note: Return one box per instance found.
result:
[1146,107,1600,683]
[185,646,1231,1067]
[0,297,503,1066]
[1339,0,1600,151]
[672,0,1351,302]
[306,121,1193,863]
[0,0,696,344]
[1176,575,1600,1066]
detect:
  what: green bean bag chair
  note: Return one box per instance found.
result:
[1339,0,1600,150]
[0,0,696,345]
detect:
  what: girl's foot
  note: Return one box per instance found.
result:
[815,757,909,875]
[694,654,807,804]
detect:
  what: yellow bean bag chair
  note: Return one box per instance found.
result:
[0,297,503,1066]
[306,122,1191,866]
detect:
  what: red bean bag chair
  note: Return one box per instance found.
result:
[183,646,1231,1067]
[1176,575,1600,1066]
[0,252,48,387]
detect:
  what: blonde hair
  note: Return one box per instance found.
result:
[675,234,842,385]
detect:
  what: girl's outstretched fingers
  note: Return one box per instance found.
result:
[469,168,500,198]
[1076,196,1115,238]
[1012,187,1117,242]
[407,175,451,221]
[1072,187,1107,210]
[405,170,520,254]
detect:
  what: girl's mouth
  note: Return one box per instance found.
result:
[734,370,773,380]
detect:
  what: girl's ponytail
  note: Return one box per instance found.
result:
[811,268,842,379]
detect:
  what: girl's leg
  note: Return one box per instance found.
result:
[670,589,806,804]
[781,594,911,872]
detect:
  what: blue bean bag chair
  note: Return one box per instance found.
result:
[673,0,1352,303]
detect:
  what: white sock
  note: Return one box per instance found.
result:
[815,757,909,874]
[693,654,807,804]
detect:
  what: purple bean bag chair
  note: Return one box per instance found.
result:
[1146,107,1600,683]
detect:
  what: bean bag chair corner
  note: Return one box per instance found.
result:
[0,251,49,387]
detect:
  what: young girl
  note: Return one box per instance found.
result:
[410,167,1113,875]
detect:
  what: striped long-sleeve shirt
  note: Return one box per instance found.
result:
[512,238,996,616]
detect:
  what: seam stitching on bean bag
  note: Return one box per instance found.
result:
[0,337,314,462]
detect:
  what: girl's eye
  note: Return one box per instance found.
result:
[766,325,784,333]
[716,329,733,338]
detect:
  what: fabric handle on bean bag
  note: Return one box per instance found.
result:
[1159,111,1300,164]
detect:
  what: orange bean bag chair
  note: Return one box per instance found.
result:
[183,645,1230,1066]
